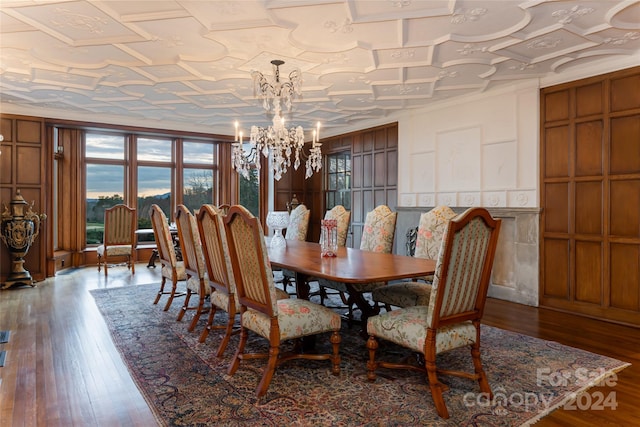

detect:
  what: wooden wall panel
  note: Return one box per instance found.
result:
[544,126,570,177]
[610,115,640,174]
[544,183,569,233]
[279,123,398,246]
[575,181,602,235]
[0,114,47,284]
[544,90,570,121]
[576,82,603,117]
[610,74,640,112]
[610,180,640,237]
[575,241,602,304]
[576,121,603,176]
[17,146,42,185]
[541,66,640,326]
[543,239,569,299]
[610,243,639,311]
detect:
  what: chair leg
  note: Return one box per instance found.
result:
[256,344,280,397]
[199,305,217,343]
[228,327,248,376]
[424,335,450,419]
[187,294,204,332]
[177,290,192,321]
[154,277,167,305]
[163,278,178,311]
[214,306,237,357]
[366,335,379,381]
[330,331,341,375]
[471,342,492,396]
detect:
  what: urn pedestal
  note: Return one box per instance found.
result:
[1,190,46,289]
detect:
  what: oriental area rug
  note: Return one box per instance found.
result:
[91,284,630,427]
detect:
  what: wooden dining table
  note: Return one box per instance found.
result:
[268,240,437,326]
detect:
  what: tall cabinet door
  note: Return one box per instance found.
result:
[540,66,640,326]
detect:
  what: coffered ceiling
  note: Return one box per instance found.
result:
[1,0,639,137]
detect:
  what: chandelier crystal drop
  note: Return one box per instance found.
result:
[232,60,322,181]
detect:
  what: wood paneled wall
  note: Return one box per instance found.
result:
[276,122,398,246]
[0,114,48,283]
[540,66,640,326]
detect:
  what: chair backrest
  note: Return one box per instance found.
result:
[224,205,279,317]
[285,203,310,242]
[104,204,136,247]
[175,204,206,280]
[150,204,179,268]
[426,207,501,329]
[197,204,236,295]
[414,205,458,260]
[324,205,351,247]
[360,205,397,253]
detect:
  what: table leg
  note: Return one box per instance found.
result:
[345,284,379,338]
[294,272,311,300]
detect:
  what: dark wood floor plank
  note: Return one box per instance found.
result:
[1,265,639,426]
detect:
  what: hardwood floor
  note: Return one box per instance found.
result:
[1,265,638,426]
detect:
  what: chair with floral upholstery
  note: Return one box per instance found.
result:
[317,204,396,324]
[175,204,210,333]
[196,204,289,352]
[224,205,341,398]
[366,207,501,419]
[279,204,311,293]
[372,205,457,309]
[97,204,136,275]
[150,204,187,311]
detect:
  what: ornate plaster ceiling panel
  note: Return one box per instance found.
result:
[0,0,638,137]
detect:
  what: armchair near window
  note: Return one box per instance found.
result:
[372,205,457,309]
[225,205,341,398]
[366,207,501,419]
[150,204,187,311]
[97,204,136,275]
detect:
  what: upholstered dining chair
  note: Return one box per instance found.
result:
[175,204,210,333]
[224,205,341,398]
[196,204,289,352]
[279,203,311,293]
[366,207,501,419]
[372,205,457,309]
[317,204,396,324]
[150,204,187,311]
[97,204,136,275]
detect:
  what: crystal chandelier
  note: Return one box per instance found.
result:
[232,60,322,181]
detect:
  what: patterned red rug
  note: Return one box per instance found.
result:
[91,284,630,426]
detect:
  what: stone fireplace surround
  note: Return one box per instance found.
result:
[394,207,540,307]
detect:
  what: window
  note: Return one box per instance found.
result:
[84,132,218,246]
[237,141,261,217]
[85,134,127,245]
[182,141,215,213]
[325,151,351,210]
[239,168,260,217]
